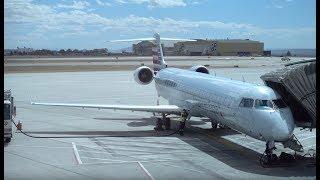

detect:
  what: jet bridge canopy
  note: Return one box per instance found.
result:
[260,59,316,129]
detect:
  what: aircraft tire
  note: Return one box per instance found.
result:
[154,118,164,131]
[164,118,171,130]
[211,122,218,130]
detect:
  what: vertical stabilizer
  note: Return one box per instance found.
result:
[152,33,167,74]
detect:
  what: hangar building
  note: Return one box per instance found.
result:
[174,39,264,56]
[133,39,264,56]
[132,41,154,56]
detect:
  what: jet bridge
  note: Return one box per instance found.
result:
[260,59,316,129]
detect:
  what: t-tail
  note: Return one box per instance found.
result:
[152,33,167,74]
[108,33,196,75]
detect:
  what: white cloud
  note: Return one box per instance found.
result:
[191,1,199,5]
[4,0,315,47]
[115,0,186,8]
[96,0,112,6]
[57,1,90,10]
[268,0,292,9]
[274,5,283,8]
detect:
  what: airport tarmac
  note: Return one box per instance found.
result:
[4,56,310,73]
[4,57,316,180]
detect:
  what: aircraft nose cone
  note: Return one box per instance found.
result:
[273,124,292,141]
[270,108,295,141]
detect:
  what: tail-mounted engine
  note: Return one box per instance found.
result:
[190,65,210,74]
[133,66,154,85]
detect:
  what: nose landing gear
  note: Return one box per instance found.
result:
[260,141,278,167]
[210,120,218,130]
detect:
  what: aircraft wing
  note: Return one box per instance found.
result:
[31,102,183,114]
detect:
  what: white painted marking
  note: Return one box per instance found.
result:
[137,161,156,180]
[72,142,83,165]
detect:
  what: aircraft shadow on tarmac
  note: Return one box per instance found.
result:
[93,116,211,127]
[24,116,315,177]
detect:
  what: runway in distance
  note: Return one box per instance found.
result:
[32,33,303,160]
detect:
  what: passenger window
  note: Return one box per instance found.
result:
[254,99,273,109]
[239,98,254,108]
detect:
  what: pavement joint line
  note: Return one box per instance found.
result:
[5,150,97,179]
[80,156,136,162]
[5,145,72,149]
[72,142,83,165]
[93,138,190,146]
[89,139,189,146]
[82,160,184,165]
[188,126,261,160]
[137,161,156,180]
[88,146,199,154]
[81,159,186,165]
[192,137,225,151]
[78,149,202,156]
[84,142,200,152]
[82,156,184,163]
[159,162,207,174]
[91,138,195,165]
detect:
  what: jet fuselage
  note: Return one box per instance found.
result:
[155,67,295,142]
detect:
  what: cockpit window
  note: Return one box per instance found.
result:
[239,98,254,108]
[254,99,273,109]
[272,99,287,108]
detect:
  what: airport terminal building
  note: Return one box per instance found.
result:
[133,39,264,56]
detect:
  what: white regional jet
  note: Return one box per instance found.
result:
[32,33,300,160]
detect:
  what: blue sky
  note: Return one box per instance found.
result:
[4,0,316,50]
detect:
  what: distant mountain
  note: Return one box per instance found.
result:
[266,49,316,57]
[109,46,133,53]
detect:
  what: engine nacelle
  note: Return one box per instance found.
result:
[133,66,154,85]
[189,65,210,74]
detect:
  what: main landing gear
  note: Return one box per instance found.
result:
[154,114,171,131]
[154,110,190,136]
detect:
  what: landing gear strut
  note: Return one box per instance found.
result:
[153,110,190,136]
[210,120,218,130]
[154,114,171,131]
[164,117,171,130]
[154,118,164,131]
[260,140,278,167]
